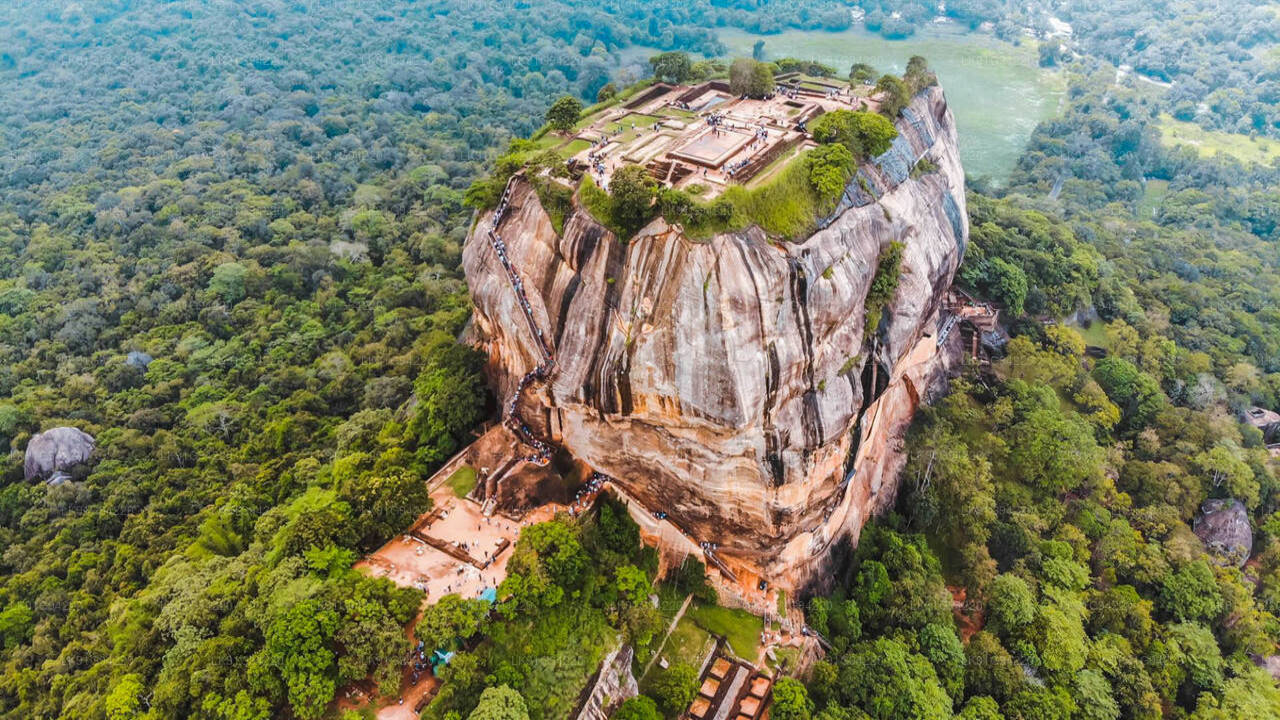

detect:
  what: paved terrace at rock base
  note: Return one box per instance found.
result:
[463,80,969,595]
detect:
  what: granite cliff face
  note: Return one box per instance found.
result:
[464,87,968,587]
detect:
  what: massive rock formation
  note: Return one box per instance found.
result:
[24,426,96,483]
[464,87,968,587]
[1193,498,1252,567]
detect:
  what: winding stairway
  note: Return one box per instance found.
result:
[485,176,556,467]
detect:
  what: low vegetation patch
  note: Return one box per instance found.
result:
[863,241,904,333]
[648,614,713,675]
[686,603,764,659]
[445,465,478,498]
[1157,113,1280,165]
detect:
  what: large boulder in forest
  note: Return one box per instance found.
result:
[1193,498,1252,567]
[23,426,96,483]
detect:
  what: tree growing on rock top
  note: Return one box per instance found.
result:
[729,58,775,98]
[546,95,583,134]
[875,74,910,118]
[905,56,937,94]
[809,109,899,159]
[609,164,658,234]
[850,62,878,84]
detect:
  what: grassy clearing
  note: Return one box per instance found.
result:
[649,615,712,674]
[531,133,566,150]
[634,585,692,669]
[561,80,660,133]
[608,113,661,130]
[717,155,831,239]
[445,465,478,498]
[659,106,698,120]
[597,115,665,145]
[1074,320,1109,348]
[1136,178,1168,219]
[1156,113,1280,165]
[561,138,591,157]
[686,603,763,659]
[744,143,804,189]
[767,645,801,674]
[568,102,621,133]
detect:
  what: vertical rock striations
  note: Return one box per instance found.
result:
[463,87,968,588]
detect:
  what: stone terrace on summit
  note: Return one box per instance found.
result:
[565,74,883,199]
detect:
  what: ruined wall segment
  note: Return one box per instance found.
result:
[463,87,967,587]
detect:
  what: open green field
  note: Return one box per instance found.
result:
[641,599,764,681]
[1074,320,1109,348]
[1157,113,1280,165]
[767,645,801,674]
[610,113,661,129]
[685,603,764,659]
[561,138,591,157]
[719,25,1066,182]
[1137,178,1169,219]
[445,465,478,498]
[744,144,803,189]
[644,614,713,680]
[659,105,698,119]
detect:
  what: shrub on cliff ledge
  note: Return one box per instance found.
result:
[905,56,938,95]
[864,241,904,334]
[580,165,659,238]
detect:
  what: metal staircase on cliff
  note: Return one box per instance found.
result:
[486,175,557,467]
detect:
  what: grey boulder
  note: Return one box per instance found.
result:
[24,427,96,482]
[1193,498,1252,567]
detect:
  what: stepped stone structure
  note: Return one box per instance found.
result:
[463,86,968,589]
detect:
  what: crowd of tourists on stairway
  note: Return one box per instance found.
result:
[486,178,555,466]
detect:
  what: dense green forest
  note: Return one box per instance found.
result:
[780,7,1280,719]
[0,2,863,719]
[3,1,1280,719]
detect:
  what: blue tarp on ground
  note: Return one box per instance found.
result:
[478,587,497,604]
[431,649,455,669]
